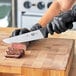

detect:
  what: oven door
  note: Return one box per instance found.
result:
[21,13,42,29]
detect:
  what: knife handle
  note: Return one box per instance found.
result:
[39,24,54,38]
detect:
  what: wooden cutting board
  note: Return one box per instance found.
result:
[0,31,74,76]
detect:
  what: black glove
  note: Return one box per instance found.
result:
[31,23,42,31]
[47,10,74,34]
[71,5,76,21]
[11,28,30,37]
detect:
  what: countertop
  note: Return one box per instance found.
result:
[0,28,76,76]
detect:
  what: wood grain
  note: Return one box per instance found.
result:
[0,28,74,76]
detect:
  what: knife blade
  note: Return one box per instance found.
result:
[3,27,47,44]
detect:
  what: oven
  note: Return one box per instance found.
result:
[17,0,53,29]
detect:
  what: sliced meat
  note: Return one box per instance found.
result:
[5,47,25,58]
[5,42,28,58]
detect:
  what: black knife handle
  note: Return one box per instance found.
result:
[39,27,48,38]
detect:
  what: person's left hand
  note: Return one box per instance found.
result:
[9,28,30,51]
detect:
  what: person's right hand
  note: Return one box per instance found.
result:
[47,10,74,34]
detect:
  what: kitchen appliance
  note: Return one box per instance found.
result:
[17,0,53,29]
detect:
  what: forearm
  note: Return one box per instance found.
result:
[38,0,75,27]
[38,0,61,27]
[57,0,76,11]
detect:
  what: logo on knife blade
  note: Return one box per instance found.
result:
[31,32,36,36]
[31,33,35,36]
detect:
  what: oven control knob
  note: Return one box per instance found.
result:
[37,2,45,10]
[24,1,31,9]
[47,2,52,8]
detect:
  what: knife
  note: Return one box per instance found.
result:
[3,27,52,44]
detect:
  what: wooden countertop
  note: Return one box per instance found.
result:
[0,28,76,76]
[49,30,76,76]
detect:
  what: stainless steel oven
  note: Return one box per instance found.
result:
[17,0,53,29]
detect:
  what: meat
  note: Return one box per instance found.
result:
[5,43,29,58]
[5,48,24,58]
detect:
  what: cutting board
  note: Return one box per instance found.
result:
[0,32,74,76]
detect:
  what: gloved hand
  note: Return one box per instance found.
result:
[71,5,76,21]
[47,10,74,34]
[11,28,30,37]
[10,28,30,47]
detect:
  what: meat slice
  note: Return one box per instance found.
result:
[5,48,24,58]
[5,42,29,58]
